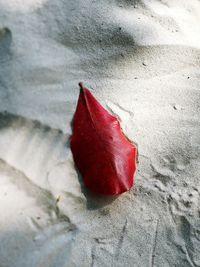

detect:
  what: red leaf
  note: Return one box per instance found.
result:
[70,83,137,195]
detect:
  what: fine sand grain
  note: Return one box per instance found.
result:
[0,0,200,266]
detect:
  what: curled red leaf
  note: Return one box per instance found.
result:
[70,83,137,195]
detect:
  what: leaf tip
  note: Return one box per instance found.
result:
[78,82,90,97]
[79,82,84,91]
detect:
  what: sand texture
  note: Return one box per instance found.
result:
[0,0,200,266]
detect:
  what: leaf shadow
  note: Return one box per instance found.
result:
[75,166,119,210]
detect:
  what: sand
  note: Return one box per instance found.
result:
[0,0,200,266]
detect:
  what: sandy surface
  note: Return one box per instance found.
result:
[0,0,200,266]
